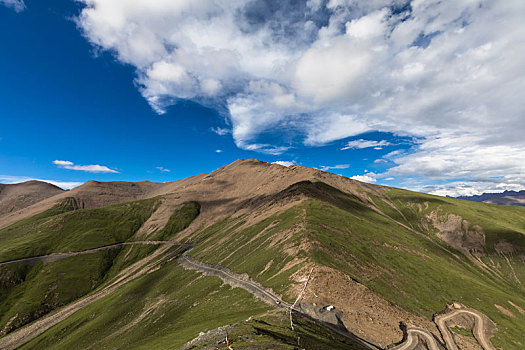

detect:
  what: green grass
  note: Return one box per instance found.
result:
[184,181,525,349]
[189,205,308,300]
[451,326,472,336]
[372,187,525,253]
[191,313,369,349]
[20,263,270,350]
[102,244,162,281]
[0,198,159,262]
[307,198,525,349]
[3,180,525,349]
[150,201,200,241]
[0,249,121,335]
[17,259,362,350]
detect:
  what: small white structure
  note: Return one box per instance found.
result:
[326,305,335,311]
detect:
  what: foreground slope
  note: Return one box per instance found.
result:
[0,159,524,349]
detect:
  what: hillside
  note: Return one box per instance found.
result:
[0,159,524,350]
[0,181,64,218]
[458,191,525,207]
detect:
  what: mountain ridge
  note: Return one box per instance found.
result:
[458,190,525,206]
[0,159,524,349]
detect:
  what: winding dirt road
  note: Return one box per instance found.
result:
[391,303,496,350]
[0,247,497,350]
[391,328,444,350]
[180,256,496,350]
[434,306,496,350]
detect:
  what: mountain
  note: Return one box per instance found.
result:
[0,181,64,218]
[458,190,525,207]
[0,159,524,350]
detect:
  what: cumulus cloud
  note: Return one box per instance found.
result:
[342,139,391,150]
[272,160,295,167]
[53,160,119,173]
[351,173,377,183]
[381,134,525,196]
[320,164,350,171]
[0,175,82,190]
[75,0,525,195]
[0,0,25,12]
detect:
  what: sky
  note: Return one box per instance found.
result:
[1,0,524,197]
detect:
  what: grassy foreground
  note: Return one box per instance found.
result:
[19,263,270,350]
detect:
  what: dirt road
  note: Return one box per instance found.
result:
[180,256,496,350]
[391,303,496,350]
[0,247,497,350]
[391,328,443,350]
[434,306,496,350]
[0,241,175,267]
[178,255,291,308]
[179,255,380,350]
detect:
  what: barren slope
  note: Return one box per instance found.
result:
[0,181,64,218]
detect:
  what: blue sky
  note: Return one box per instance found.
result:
[1,0,524,196]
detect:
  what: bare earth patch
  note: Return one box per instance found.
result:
[290,264,435,348]
[494,304,515,318]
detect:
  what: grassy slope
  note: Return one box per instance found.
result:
[191,312,369,350]
[369,187,525,253]
[149,201,200,241]
[19,263,270,350]
[0,197,206,338]
[188,205,308,299]
[0,198,160,262]
[186,181,525,349]
[17,259,362,350]
[367,187,525,292]
[1,180,524,349]
[2,194,363,350]
[0,249,121,334]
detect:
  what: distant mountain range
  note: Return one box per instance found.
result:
[457,190,525,206]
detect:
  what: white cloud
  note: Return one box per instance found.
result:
[211,127,230,136]
[304,113,370,146]
[0,175,82,190]
[320,164,350,171]
[53,160,119,173]
[399,177,525,198]
[156,166,170,173]
[272,160,295,167]
[381,134,525,196]
[0,0,25,12]
[75,1,525,194]
[351,173,377,183]
[215,149,222,153]
[341,139,391,150]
